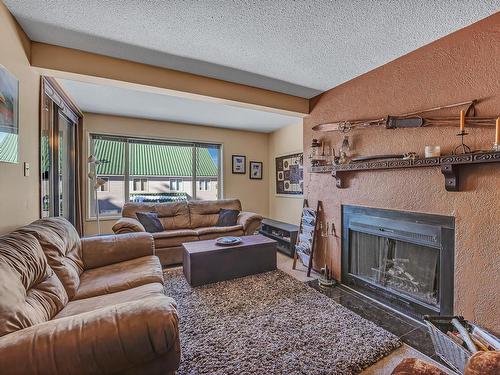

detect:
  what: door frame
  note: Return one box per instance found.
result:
[40,77,82,225]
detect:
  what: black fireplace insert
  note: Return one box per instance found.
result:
[342,205,454,320]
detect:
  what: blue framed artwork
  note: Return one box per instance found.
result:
[0,64,19,164]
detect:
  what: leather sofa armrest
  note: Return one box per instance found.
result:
[82,232,155,269]
[237,211,263,235]
[112,217,146,234]
[0,297,180,375]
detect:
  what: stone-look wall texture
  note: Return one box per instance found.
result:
[304,13,500,333]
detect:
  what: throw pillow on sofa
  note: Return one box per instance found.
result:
[216,208,240,227]
[136,212,163,233]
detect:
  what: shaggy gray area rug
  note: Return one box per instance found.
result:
[164,269,401,375]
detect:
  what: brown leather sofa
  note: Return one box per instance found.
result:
[112,199,262,266]
[0,217,180,375]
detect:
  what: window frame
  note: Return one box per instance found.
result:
[41,77,82,225]
[87,133,222,220]
[98,177,109,192]
[132,178,148,192]
[198,179,209,191]
[169,178,183,191]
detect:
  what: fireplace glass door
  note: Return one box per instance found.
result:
[349,231,440,307]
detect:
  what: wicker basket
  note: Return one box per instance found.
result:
[424,315,500,374]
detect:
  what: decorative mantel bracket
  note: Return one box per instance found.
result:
[331,170,343,189]
[440,164,459,192]
[309,151,500,192]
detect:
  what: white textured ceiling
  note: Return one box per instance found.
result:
[56,78,302,133]
[6,1,499,98]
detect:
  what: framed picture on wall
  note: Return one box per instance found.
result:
[0,64,19,164]
[249,161,263,180]
[276,152,303,196]
[232,155,246,174]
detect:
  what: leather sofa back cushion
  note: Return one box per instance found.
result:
[189,199,242,228]
[0,232,68,337]
[17,217,83,299]
[122,202,190,230]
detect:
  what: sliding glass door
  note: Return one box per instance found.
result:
[40,92,53,218]
[89,134,222,218]
[57,112,76,222]
[41,85,78,225]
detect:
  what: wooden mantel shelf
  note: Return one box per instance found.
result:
[309,151,500,191]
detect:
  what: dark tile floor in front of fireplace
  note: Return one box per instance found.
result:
[308,281,449,368]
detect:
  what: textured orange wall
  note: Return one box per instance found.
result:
[304,13,500,333]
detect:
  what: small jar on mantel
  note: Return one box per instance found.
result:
[425,146,441,158]
[310,139,326,166]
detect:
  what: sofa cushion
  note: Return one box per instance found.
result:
[0,296,180,375]
[216,208,240,226]
[189,199,242,228]
[194,225,244,236]
[55,282,167,318]
[156,202,191,230]
[196,226,245,240]
[136,212,164,233]
[153,229,198,248]
[0,232,68,337]
[17,217,84,299]
[74,255,164,300]
[122,202,190,230]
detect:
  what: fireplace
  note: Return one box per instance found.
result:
[342,205,454,320]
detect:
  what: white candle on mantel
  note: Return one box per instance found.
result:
[496,117,500,145]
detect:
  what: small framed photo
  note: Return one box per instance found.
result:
[232,155,246,174]
[249,161,263,180]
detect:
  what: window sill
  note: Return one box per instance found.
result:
[86,216,121,222]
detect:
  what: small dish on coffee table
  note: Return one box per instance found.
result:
[215,236,242,246]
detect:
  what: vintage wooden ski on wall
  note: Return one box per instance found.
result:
[313,99,497,132]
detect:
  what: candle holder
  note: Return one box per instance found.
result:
[453,131,471,155]
[493,143,500,152]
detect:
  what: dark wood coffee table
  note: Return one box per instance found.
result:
[182,235,277,287]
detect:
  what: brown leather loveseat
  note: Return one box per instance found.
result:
[0,217,180,375]
[112,199,262,266]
